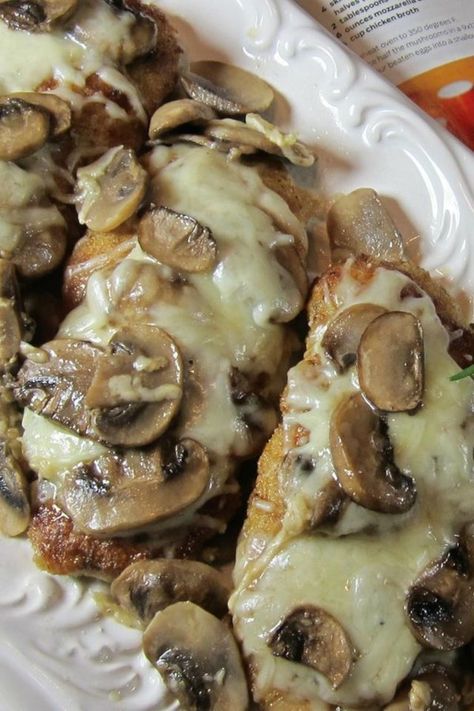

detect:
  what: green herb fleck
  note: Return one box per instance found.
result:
[450,364,474,382]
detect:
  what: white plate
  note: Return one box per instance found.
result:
[1,1,473,709]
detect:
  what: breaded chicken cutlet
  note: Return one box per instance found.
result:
[231,191,474,709]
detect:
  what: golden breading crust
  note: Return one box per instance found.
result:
[236,255,474,710]
[29,491,242,580]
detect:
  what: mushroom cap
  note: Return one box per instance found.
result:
[148,99,217,141]
[75,146,148,233]
[329,392,417,514]
[406,537,474,650]
[62,438,210,535]
[327,188,406,261]
[111,559,230,626]
[180,60,274,116]
[0,97,51,162]
[14,338,102,437]
[14,338,103,437]
[358,311,424,412]
[321,303,387,372]
[143,601,248,710]
[6,92,71,136]
[86,324,183,448]
[138,206,217,274]
[269,605,355,689]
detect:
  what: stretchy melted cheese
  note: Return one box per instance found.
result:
[22,144,306,536]
[231,261,474,708]
[0,0,145,121]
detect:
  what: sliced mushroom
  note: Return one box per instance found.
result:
[11,221,66,280]
[358,311,424,412]
[0,0,78,31]
[330,392,417,513]
[148,99,217,141]
[409,667,459,711]
[327,188,406,261]
[310,480,346,529]
[156,130,258,158]
[406,537,474,650]
[0,436,30,536]
[204,118,313,167]
[246,113,315,167]
[86,325,183,448]
[321,303,387,372]
[138,206,217,274]
[75,146,147,233]
[62,438,209,535]
[385,666,459,711]
[14,338,103,437]
[204,118,274,150]
[0,383,30,536]
[180,60,274,116]
[111,559,230,626]
[0,98,50,161]
[143,601,248,710]
[269,605,354,689]
[0,259,22,370]
[6,93,71,136]
[0,161,67,280]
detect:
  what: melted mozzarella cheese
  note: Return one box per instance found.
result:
[0,0,145,121]
[0,161,65,255]
[231,263,474,707]
[22,145,305,532]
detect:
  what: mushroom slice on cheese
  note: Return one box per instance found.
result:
[321,303,387,372]
[358,311,424,412]
[111,559,230,626]
[76,147,148,233]
[0,97,51,161]
[138,206,217,274]
[269,605,355,689]
[62,438,209,536]
[86,324,183,447]
[6,92,71,136]
[406,535,474,651]
[14,338,103,437]
[329,392,417,514]
[148,99,217,141]
[143,601,248,710]
[180,60,274,116]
